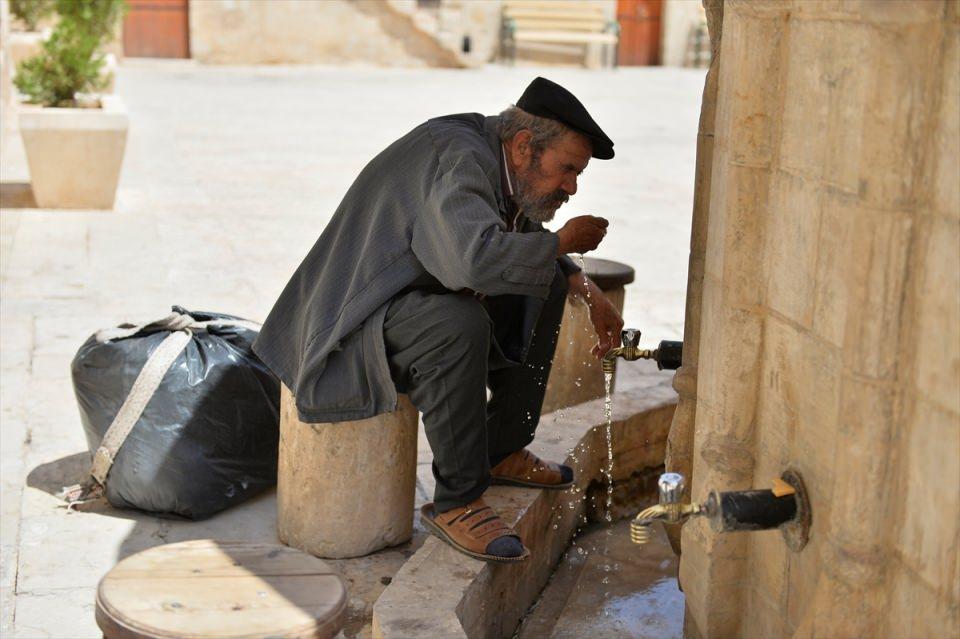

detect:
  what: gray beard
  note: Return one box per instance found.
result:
[513,167,568,224]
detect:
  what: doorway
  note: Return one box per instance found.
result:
[617,0,662,66]
[122,0,190,59]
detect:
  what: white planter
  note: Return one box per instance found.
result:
[19,94,129,209]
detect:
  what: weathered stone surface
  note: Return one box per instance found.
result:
[682,1,960,637]
[373,378,677,639]
[188,0,464,67]
[278,386,418,559]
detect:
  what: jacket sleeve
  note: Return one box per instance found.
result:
[411,158,560,298]
[523,219,582,277]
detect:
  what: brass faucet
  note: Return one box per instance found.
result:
[631,471,811,552]
[630,473,703,545]
[602,329,684,375]
[602,329,656,375]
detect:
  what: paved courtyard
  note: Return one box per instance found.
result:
[0,62,704,636]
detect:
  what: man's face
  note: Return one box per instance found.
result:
[513,131,592,223]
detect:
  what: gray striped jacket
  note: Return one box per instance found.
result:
[253,114,570,423]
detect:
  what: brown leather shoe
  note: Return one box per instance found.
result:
[420,499,530,563]
[490,449,574,489]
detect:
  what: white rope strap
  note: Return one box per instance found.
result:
[62,311,261,505]
[89,329,192,484]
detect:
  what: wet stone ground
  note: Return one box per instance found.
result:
[516,519,683,639]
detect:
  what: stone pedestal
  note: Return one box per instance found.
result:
[542,257,633,414]
[277,385,419,559]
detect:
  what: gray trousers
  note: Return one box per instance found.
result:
[383,265,568,513]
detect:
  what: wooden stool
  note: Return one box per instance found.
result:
[277,385,419,559]
[542,257,634,414]
[95,539,346,639]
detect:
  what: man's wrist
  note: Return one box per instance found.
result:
[567,271,595,306]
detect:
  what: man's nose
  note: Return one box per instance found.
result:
[563,175,578,196]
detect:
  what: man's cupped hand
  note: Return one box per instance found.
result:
[556,215,609,256]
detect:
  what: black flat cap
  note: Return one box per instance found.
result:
[516,77,614,160]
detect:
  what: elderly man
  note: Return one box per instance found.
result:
[254,77,622,563]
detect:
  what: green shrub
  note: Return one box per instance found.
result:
[9,0,55,31]
[13,0,125,107]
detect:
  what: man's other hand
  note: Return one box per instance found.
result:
[556,215,609,256]
[589,293,624,359]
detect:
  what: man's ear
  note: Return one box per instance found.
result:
[508,130,534,168]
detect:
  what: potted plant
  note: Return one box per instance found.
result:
[15,0,127,209]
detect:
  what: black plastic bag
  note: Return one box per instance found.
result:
[70,306,281,519]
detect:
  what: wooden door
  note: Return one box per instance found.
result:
[123,0,190,59]
[616,0,662,66]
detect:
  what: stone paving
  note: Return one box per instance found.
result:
[0,61,704,637]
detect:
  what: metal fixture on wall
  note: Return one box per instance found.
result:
[602,328,683,375]
[631,470,811,552]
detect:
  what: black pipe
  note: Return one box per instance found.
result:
[705,489,798,532]
[656,340,683,370]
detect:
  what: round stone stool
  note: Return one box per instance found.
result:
[277,385,419,559]
[542,257,635,414]
[95,539,346,639]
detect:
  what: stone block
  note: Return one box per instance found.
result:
[790,0,860,17]
[780,19,868,192]
[714,10,785,168]
[709,165,770,308]
[744,589,785,639]
[910,216,960,415]
[933,24,960,219]
[833,375,896,540]
[812,193,860,347]
[858,23,941,210]
[843,209,912,380]
[760,316,840,485]
[766,170,821,327]
[897,396,960,596]
[746,531,788,621]
[785,516,830,635]
[886,563,960,639]
[852,0,946,23]
[277,386,419,559]
[700,304,763,446]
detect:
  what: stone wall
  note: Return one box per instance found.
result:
[678,1,960,637]
[189,0,462,66]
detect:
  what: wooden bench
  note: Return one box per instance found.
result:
[500,0,620,68]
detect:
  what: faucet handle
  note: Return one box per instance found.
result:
[658,472,686,505]
[621,328,641,349]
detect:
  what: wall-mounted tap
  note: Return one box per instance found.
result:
[631,470,811,552]
[602,329,683,376]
